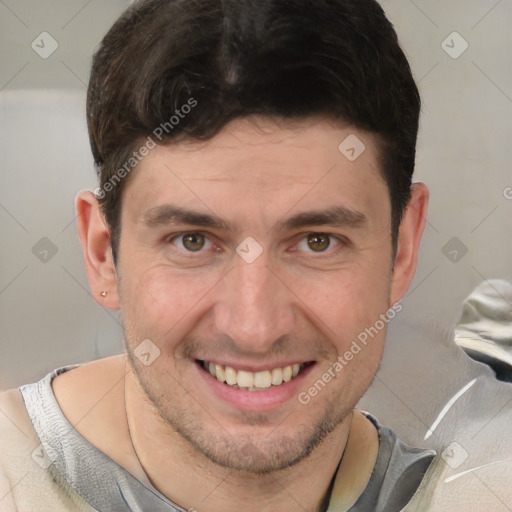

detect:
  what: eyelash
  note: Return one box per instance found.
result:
[167,232,348,257]
[167,232,215,254]
[293,234,343,255]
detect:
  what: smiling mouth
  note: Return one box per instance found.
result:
[197,360,313,391]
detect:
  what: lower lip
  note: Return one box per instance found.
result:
[195,361,316,411]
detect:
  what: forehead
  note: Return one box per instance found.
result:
[122,116,389,224]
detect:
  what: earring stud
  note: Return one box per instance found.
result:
[100,291,108,297]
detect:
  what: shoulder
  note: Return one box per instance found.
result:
[0,387,25,411]
[51,354,127,406]
[51,353,128,436]
[0,387,97,511]
[0,388,33,443]
[51,355,136,471]
[0,388,53,509]
[0,359,127,512]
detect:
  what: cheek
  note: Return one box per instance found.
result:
[294,258,391,343]
[118,262,223,342]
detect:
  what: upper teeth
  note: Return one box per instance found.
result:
[204,362,302,390]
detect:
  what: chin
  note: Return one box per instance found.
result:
[162,402,348,475]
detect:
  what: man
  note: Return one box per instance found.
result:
[0,0,510,510]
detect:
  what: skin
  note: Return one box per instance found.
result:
[53,116,428,511]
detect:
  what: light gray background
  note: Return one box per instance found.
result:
[1,0,511,389]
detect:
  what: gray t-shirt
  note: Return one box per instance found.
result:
[19,366,435,511]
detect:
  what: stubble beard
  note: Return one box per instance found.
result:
[126,347,354,475]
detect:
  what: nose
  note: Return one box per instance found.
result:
[214,252,296,354]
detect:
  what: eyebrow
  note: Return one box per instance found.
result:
[140,205,231,231]
[272,206,367,232]
[139,204,367,232]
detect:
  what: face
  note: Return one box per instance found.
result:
[114,117,398,473]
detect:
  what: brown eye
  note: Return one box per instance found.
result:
[307,233,330,252]
[181,233,206,251]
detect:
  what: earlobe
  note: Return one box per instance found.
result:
[76,191,120,310]
[389,183,429,306]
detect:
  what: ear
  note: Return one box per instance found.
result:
[389,183,429,306]
[76,191,120,310]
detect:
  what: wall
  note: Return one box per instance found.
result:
[1,0,511,388]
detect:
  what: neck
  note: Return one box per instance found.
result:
[124,366,379,512]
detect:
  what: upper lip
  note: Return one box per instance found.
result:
[196,359,314,372]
